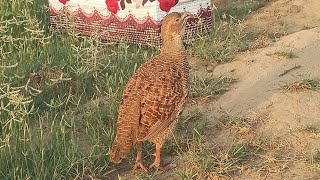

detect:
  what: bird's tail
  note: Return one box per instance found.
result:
[109,97,140,163]
[109,130,136,163]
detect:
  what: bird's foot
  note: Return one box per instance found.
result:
[149,161,164,171]
[133,160,148,172]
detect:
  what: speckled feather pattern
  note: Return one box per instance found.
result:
[109,12,191,164]
[110,50,189,162]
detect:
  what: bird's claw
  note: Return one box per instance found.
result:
[133,160,148,172]
[149,161,164,171]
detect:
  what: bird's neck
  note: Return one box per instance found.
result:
[161,36,185,53]
[160,41,188,66]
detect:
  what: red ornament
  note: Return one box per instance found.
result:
[59,0,69,5]
[106,0,120,14]
[158,0,176,12]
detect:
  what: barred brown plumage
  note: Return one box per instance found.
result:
[109,12,191,171]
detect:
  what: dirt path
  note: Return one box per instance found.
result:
[202,0,320,179]
[212,27,320,115]
[210,26,320,180]
[244,0,320,35]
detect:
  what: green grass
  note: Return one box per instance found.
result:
[173,111,267,179]
[191,0,269,63]
[216,0,269,20]
[176,128,262,179]
[0,1,159,179]
[190,20,249,63]
[217,113,250,128]
[170,111,264,179]
[190,75,236,99]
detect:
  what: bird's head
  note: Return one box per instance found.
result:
[161,12,192,50]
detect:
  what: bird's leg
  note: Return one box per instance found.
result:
[133,141,148,172]
[149,143,164,170]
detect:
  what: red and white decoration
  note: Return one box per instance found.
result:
[50,0,214,46]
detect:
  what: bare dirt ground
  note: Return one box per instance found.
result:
[115,0,320,179]
[202,0,320,179]
[244,0,320,34]
[210,27,320,180]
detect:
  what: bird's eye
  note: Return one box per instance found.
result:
[175,18,180,22]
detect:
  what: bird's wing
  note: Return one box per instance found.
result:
[138,65,187,141]
[110,72,143,162]
[140,104,182,141]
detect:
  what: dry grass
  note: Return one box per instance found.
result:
[190,75,237,99]
[273,51,299,59]
[266,51,299,59]
[282,78,320,92]
[170,111,270,179]
[310,151,320,169]
[176,126,264,179]
[302,125,320,134]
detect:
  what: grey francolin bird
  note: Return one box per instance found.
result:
[109,12,191,171]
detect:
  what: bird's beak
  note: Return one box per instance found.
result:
[180,13,193,31]
[181,13,193,23]
[179,13,194,36]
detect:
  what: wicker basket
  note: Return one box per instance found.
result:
[49,0,214,47]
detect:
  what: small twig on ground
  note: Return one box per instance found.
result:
[104,169,117,177]
[279,65,302,77]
